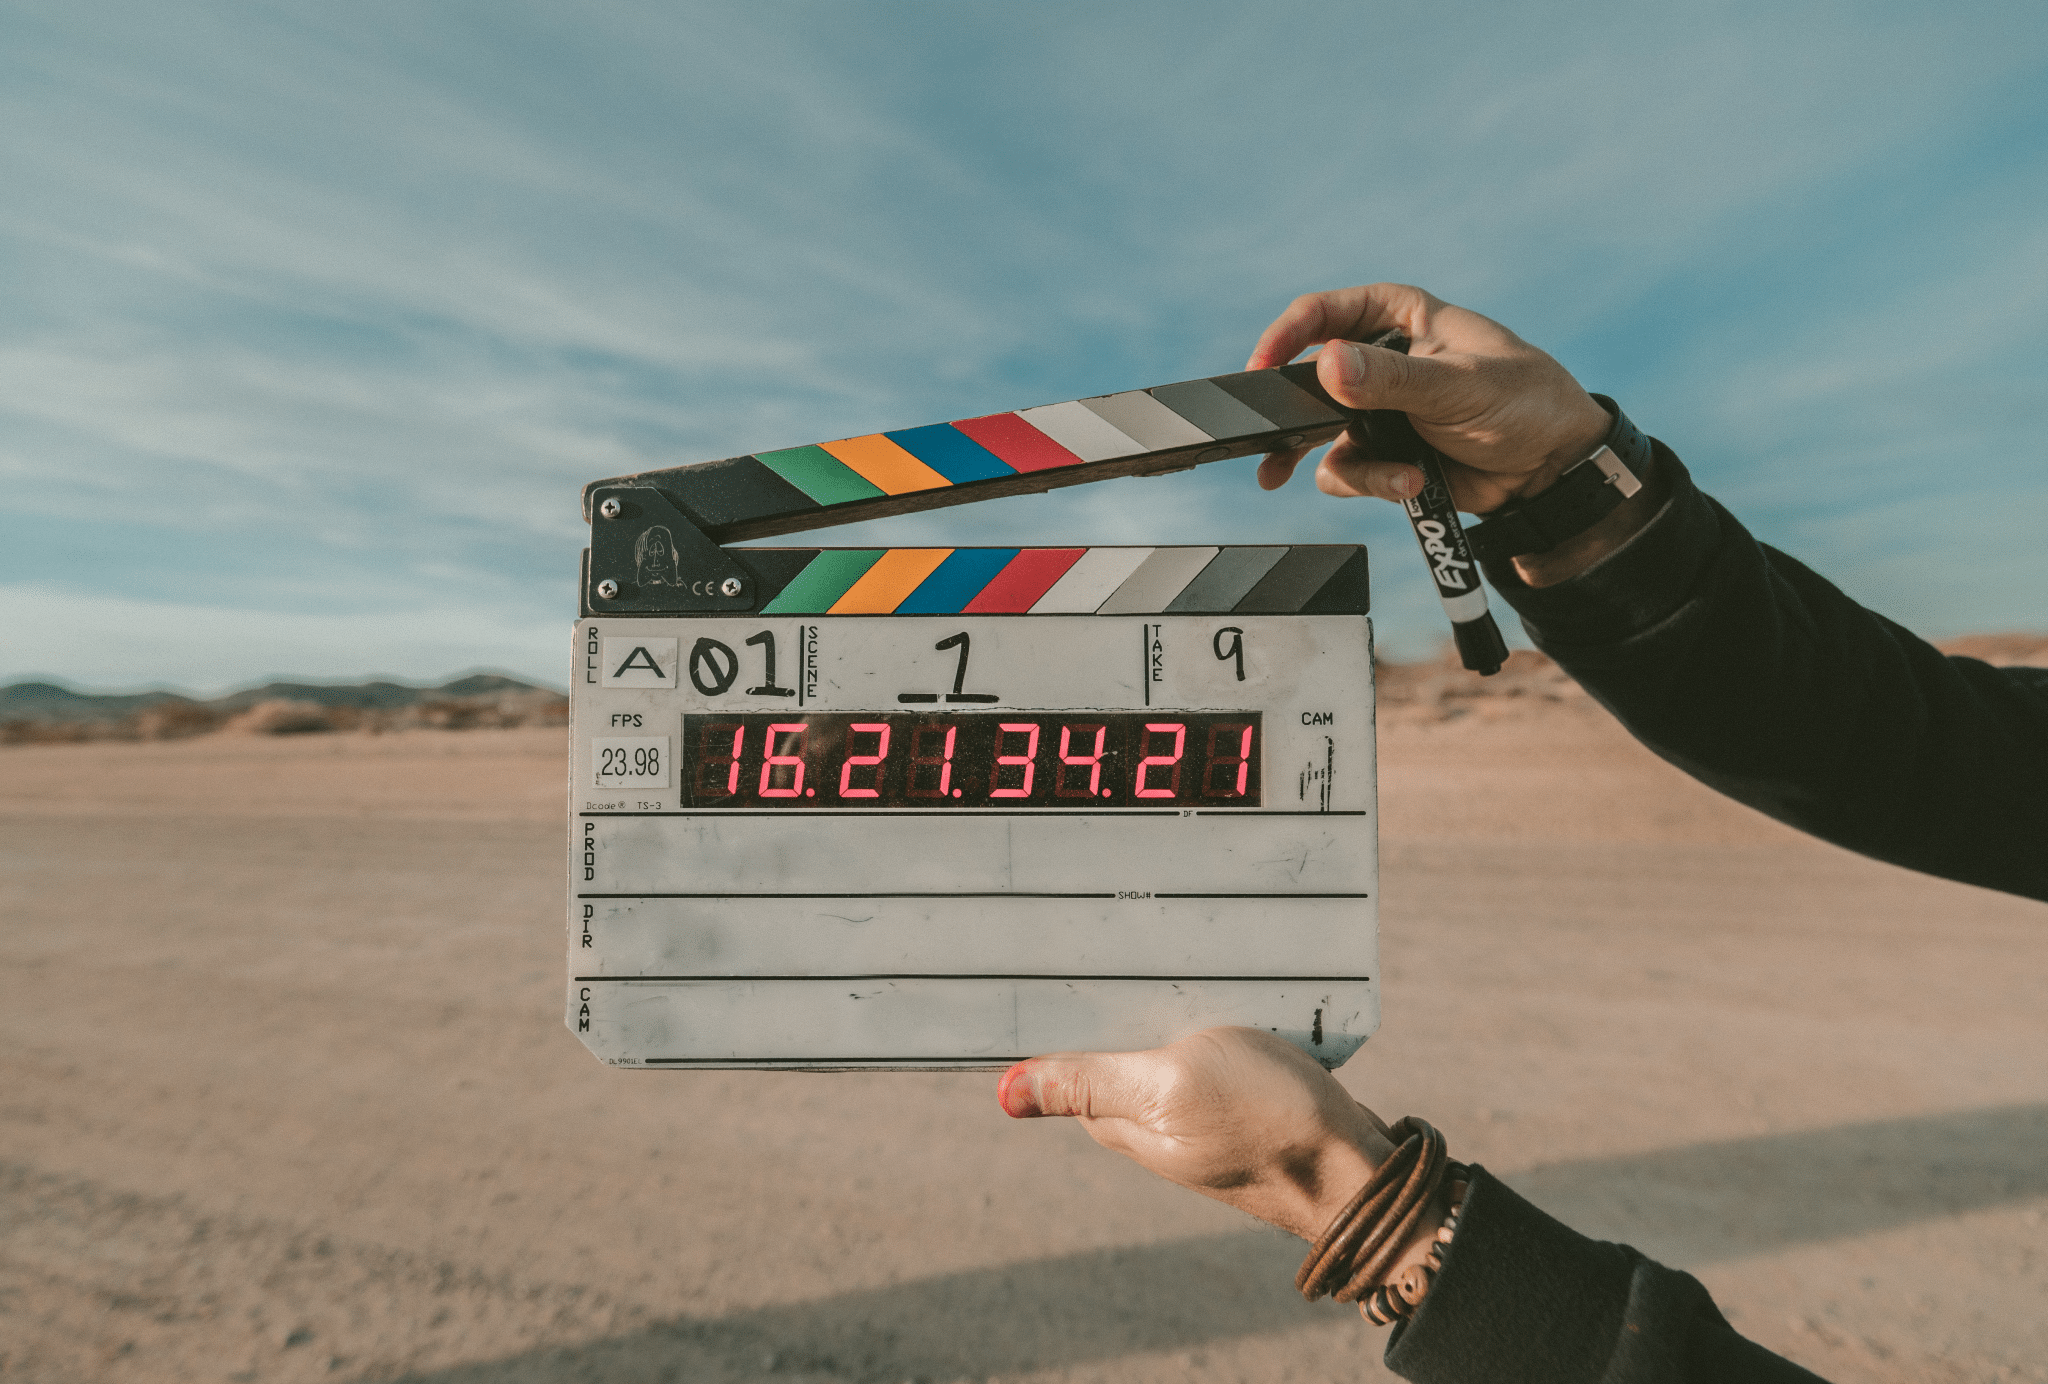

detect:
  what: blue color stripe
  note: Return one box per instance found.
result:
[884,423,1017,484]
[895,548,1021,614]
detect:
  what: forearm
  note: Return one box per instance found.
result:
[1386,1170,1828,1384]
[1482,445,2048,902]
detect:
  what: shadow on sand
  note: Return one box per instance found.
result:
[398,1102,2048,1383]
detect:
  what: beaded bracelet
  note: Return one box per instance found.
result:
[1361,1181,1466,1326]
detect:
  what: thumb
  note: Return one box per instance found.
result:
[998,1051,1153,1120]
[1317,339,1464,418]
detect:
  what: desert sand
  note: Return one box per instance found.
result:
[2,677,2045,1383]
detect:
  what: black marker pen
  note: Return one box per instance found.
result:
[1348,330,1509,677]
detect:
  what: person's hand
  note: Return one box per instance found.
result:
[1247,283,1613,516]
[997,1026,1394,1240]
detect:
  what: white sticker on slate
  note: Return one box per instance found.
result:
[601,638,678,688]
[594,737,672,788]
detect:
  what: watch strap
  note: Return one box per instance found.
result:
[1466,396,1652,564]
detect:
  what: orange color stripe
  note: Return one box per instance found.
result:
[819,434,952,495]
[827,548,955,613]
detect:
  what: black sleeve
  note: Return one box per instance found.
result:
[1384,1167,1827,1384]
[1481,446,2048,904]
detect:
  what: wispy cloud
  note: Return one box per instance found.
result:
[3,0,2045,685]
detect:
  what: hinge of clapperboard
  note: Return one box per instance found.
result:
[576,360,1408,620]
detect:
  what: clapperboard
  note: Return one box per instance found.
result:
[570,362,1379,1069]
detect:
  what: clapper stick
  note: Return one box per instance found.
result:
[579,353,1507,673]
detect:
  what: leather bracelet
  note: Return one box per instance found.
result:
[1296,1118,1456,1307]
[1465,396,1652,563]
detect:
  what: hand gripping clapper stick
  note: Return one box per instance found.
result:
[567,353,1467,1071]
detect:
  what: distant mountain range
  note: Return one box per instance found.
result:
[1,674,560,724]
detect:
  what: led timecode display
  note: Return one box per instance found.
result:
[682,712,1262,809]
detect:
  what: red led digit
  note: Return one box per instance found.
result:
[907,723,958,799]
[989,722,1041,798]
[1203,723,1254,797]
[699,722,743,796]
[1056,723,1108,798]
[1134,722,1186,799]
[759,722,808,798]
[838,722,890,798]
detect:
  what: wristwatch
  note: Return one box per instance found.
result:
[1465,395,1653,564]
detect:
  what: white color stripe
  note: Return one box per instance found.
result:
[1028,546,1155,612]
[1016,400,1147,461]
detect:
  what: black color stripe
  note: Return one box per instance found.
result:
[1208,370,1348,430]
[1298,547,1374,615]
[1232,545,1368,614]
[1278,360,1347,411]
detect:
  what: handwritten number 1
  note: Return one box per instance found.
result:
[746,630,795,697]
[899,631,999,704]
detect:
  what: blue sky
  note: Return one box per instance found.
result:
[3,0,2045,692]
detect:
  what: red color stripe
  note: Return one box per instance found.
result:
[963,548,1087,613]
[951,413,1085,474]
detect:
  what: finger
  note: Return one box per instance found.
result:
[1245,283,1433,370]
[1316,446,1422,502]
[1316,339,1476,422]
[1255,443,1311,490]
[998,1051,1159,1120]
[1317,432,1421,500]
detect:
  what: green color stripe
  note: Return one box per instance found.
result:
[755,445,886,506]
[760,550,885,613]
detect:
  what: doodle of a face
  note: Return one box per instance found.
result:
[634,526,680,586]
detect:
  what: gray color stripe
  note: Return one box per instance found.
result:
[1147,378,1275,440]
[1096,547,1221,614]
[1165,547,1289,613]
[1080,391,1213,450]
